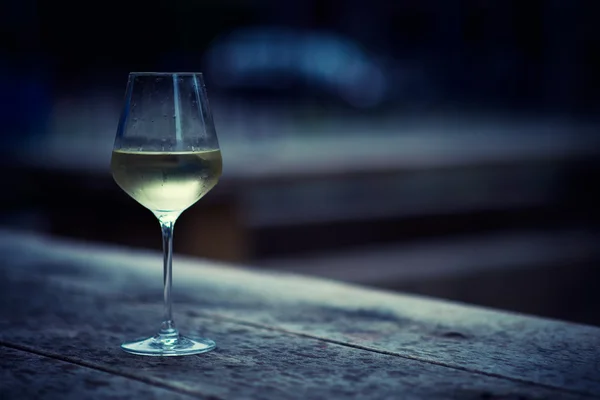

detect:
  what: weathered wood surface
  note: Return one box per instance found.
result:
[1,229,599,399]
[0,347,195,400]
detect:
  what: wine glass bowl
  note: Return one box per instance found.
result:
[110,72,221,356]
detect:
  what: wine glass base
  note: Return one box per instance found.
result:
[121,335,216,356]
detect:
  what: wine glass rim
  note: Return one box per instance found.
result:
[129,72,204,77]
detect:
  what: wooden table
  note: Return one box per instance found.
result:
[1,230,599,399]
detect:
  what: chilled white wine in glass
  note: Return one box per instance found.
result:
[111,72,221,356]
[111,150,222,213]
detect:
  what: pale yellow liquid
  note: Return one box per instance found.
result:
[111,150,222,214]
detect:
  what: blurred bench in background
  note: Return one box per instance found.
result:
[4,105,600,325]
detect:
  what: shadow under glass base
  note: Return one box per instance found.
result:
[121,334,216,356]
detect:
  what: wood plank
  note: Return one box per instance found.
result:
[0,297,590,400]
[2,320,589,400]
[1,230,599,398]
[0,346,196,400]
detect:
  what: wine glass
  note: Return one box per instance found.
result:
[110,72,222,356]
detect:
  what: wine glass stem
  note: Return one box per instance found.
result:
[160,219,177,336]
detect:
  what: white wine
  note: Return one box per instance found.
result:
[111,149,222,214]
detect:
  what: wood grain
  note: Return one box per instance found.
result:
[0,230,599,399]
[0,346,196,400]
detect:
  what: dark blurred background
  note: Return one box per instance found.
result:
[2,0,600,325]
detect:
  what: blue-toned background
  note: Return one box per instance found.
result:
[2,0,600,325]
